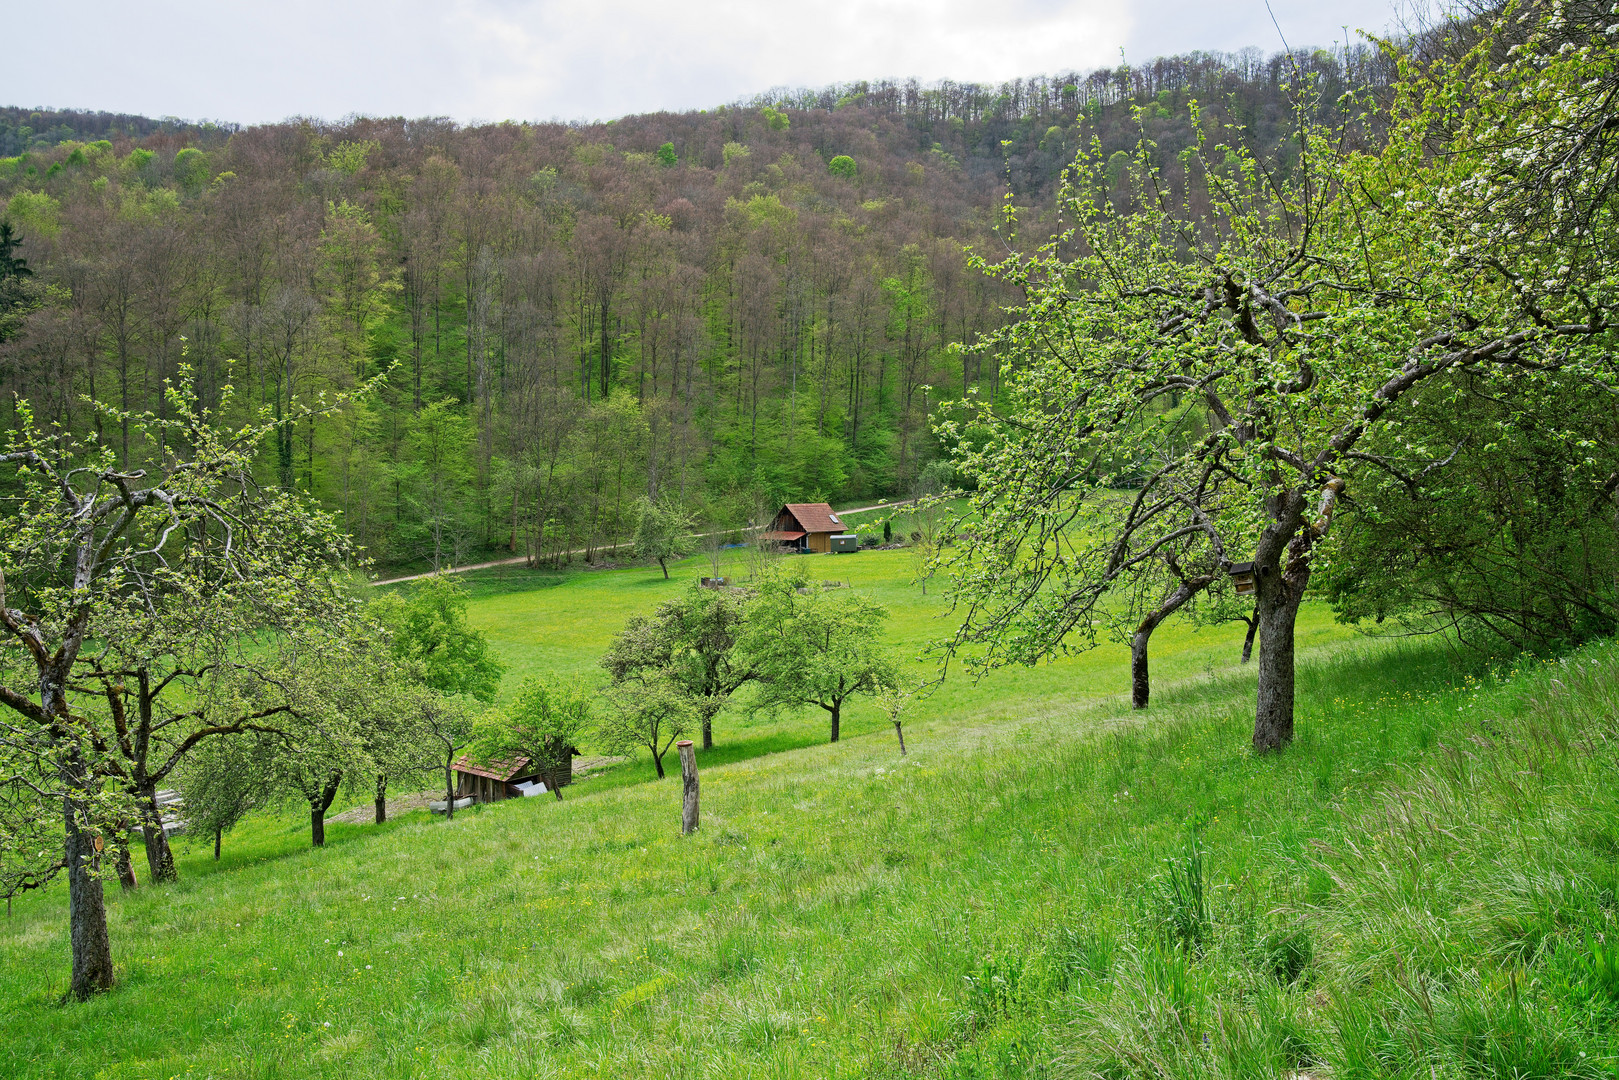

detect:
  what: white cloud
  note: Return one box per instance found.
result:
[2,0,1400,125]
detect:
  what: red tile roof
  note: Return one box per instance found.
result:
[761,530,806,541]
[782,503,843,534]
[452,756,530,782]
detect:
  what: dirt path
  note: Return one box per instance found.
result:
[367,500,915,587]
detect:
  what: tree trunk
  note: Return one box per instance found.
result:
[63,794,114,999]
[374,773,387,825]
[1240,614,1258,664]
[702,713,714,751]
[1130,628,1152,710]
[1131,573,1213,710]
[829,702,841,743]
[116,844,138,891]
[138,786,176,884]
[444,763,456,821]
[311,771,342,846]
[1253,587,1302,751]
[1250,485,1337,752]
[659,557,669,580]
[214,827,221,860]
[652,748,666,779]
[893,721,907,755]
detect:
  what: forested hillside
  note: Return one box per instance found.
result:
[0,107,234,158]
[0,45,1390,572]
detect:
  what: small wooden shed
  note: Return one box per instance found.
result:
[453,748,578,803]
[453,757,534,803]
[762,503,846,554]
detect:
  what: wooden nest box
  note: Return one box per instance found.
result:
[1228,562,1257,597]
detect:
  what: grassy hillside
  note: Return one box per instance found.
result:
[440,546,1343,789]
[3,553,1617,1079]
[457,546,1339,732]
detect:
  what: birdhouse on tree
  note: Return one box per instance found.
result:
[1228,562,1257,597]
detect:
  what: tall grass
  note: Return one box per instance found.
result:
[1056,645,1619,1080]
[2,584,1615,1076]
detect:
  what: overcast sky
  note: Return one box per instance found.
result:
[5,0,1402,127]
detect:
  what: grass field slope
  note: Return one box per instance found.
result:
[3,552,1618,1079]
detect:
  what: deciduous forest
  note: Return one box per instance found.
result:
[0,46,1391,572]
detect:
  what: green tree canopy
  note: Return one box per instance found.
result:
[375,574,504,702]
[937,24,1619,752]
[738,567,897,743]
[473,677,590,799]
[601,585,753,749]
[0,371,378,998]
[595,672,696,780]
[633,497,694,579]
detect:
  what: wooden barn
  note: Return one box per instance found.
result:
[762,503,847,554]
[452,753,575,803]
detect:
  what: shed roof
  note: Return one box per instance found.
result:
[761,530,806,541]
[452,755,530,782]
[782,503,842,534]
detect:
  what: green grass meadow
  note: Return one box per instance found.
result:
[4,549,1619,1078]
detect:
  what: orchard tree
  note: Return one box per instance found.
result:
[375,575,504,701]
[406,687,475,821]
[67,558,362,882]
[596,673,695,780]
[1304,3,1619,653]
[938,32,1618,751]
[473,676,589,800]
[906,486,949,597]
[1189,578,1260,665]
[633,497,694,579]
[371,574,503,819]
[739,567,897,743]
[601,585,753,750]
[266,634,411,846]
[177,732,267,861]
[875,684,913,755]
[1113,547,1219,710]
[161,620,410,848]
[1319,367,1619,651]
[0,374,368,997]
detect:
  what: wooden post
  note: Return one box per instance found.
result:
[677,740,699,835]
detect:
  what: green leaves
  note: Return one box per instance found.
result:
[737,565,897,737]
[632,498,694,579]
[473,676,589,780]
[377,575,504,703]
[938,14,1619,747]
